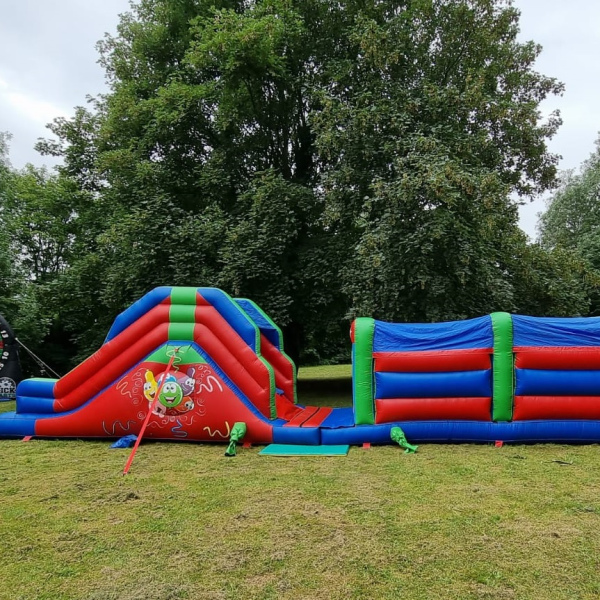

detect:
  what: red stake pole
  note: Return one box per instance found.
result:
[123,351,179,475]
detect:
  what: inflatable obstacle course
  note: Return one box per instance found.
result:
[3,286,600,445]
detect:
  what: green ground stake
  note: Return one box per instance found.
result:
[225,422,247,457]
[391,426,418,453]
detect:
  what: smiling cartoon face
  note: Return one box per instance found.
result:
[158,380,183,408]
[143,371,158,402]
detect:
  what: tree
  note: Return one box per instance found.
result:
[313,0,563,321]
[0,132,17,318]
[39,0,565,365]
[539,135,600,252]
[537,135,600,314]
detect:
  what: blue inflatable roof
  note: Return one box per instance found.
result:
[373,315,493,352]
[513,314,600,347]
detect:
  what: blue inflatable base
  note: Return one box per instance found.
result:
[319,419,600,445]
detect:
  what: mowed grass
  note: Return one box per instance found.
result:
[297,364,352,380]
[2,370,600,599]
[297,364,352,408]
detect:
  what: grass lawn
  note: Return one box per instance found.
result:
[2,370,600,599]
[297,364,352,380]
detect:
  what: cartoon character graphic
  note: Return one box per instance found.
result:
[148,373,195,416]
[181,367,196,396]
[158,376,183,408]
[143,371,158,402]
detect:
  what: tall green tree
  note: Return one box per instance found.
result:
[539,136,600,255]
[0,132,17,318]
[39,0,566,364]
[537,135,600,314]
[314,0,563,321]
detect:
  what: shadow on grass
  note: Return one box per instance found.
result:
[297,376,352,408]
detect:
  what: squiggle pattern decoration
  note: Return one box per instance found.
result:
[203,421,231,439]
[171,419,188,438]
[166,345,190,372]
[197,375,223,394]
[102,419,137,435]
[116,378,133,399]
[118,368,144,404]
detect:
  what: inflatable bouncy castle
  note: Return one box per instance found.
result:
[0,314,22,401]
[2,286,600,445]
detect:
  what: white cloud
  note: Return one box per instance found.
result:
[1,85,68,125]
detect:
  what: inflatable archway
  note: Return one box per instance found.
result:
[2,286,600,444]
[0,314,22,401]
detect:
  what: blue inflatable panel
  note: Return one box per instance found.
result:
[105,287,171,342]
[0,413,36,437]
[375,370,491,399]
[273,426,321,445]
[515,369,600,396]
[16,395,56,414]
[236,299,280,348]
[513,314,600,347]
[321,407,355,429]
[200,289,258,352]
[320,420,600,445]
[16,378,57,398]
[373,315,492,352]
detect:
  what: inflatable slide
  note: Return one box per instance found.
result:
[3,286,600,445]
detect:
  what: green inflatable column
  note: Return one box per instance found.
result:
[353,318,375,425]
[490,312,514,422]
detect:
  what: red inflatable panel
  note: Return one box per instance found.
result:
[37,361,275,444]
[514,347,600,370]
[55,304,171,399]
[513,396,600,420]
[56,324,171,411]
[301,407,333,428]
[260,334,295,403]
[195,305,272,399]
[375,397,492,423]
[284,406,319,427]
[374,349,492,373]
[275,394,301,421]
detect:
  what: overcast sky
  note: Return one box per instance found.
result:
[1,0,599,238]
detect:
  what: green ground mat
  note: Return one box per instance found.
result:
[259,444,350,456]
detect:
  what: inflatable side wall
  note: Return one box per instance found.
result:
[352,313,600,425]
[512,315,600,420]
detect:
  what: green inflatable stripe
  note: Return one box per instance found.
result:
[146,345,205,364]
[170,287,198,305]
[168,322,196,342]
[353,317,375,425]
[491,312,513,422]
[169,303,196,323]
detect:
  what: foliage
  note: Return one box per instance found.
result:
[508,240,597,317]
[0,132,17,317]
[27,0,575,367]
[0,148,84,373]
[538,135,600,313]
[539,137,600,251]
[313,0,564,321]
